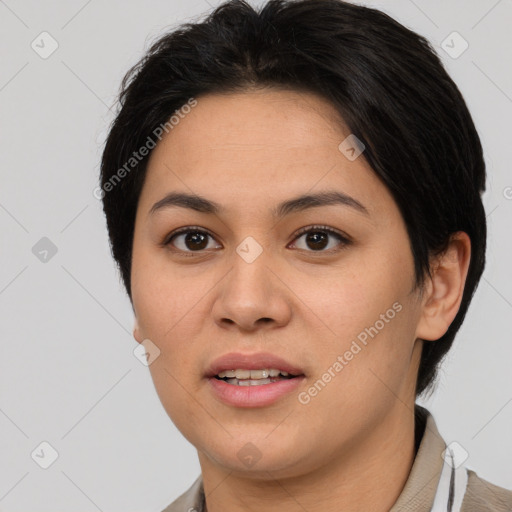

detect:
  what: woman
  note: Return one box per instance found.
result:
[99,0,512,510]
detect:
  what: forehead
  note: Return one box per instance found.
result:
[139,89,393,222]
[151,88,351,158]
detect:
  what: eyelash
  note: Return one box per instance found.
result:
[161,224,352,256]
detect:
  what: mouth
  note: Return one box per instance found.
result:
[206,352,305,387]
[213,368,300,386]
[206,353,306,407]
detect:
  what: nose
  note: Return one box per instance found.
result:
[211,249,292,333]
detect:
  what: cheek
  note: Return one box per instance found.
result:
[303,303,417,430]
[147,359,206,448]
[291,262,399,344]
[295,252,416,386]
[131,259,214,390]
[131,249,203,339]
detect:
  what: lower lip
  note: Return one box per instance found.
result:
[207,376,305,408]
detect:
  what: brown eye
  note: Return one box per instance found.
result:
[164,227,220,252]
[162,225,351,255]
[291,225,351,252]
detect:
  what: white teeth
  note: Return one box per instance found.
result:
[217,368,290,379]
[250,369,268,379]
[225,378,273,386]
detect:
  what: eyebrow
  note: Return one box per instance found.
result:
[149,190,369,218]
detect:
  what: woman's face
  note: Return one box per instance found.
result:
[131,88,426,477]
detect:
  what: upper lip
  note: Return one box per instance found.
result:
[206,352,305,377]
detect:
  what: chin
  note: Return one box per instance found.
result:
[198,435,313,478]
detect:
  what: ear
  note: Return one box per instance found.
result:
[133,318,144,344]
[415,231,472,341]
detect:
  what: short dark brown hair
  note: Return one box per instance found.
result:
[99,0,487,397]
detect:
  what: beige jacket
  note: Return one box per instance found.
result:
[161,405,512,512]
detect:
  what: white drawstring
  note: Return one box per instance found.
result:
[430,448,468,512]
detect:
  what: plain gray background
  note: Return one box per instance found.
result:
[0,0,511,510]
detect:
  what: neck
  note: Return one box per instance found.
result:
[199,402,419,512]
